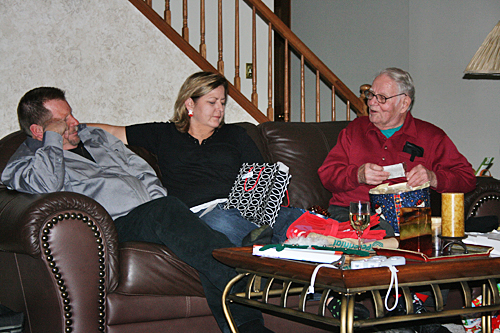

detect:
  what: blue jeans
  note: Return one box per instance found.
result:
[114,196,263,333]
[198,204,304,246]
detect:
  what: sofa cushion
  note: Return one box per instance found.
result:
[257,121,350,210]
[115,242,204,297]
[106,293,214,326]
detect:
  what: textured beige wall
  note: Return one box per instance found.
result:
[0,0,257,139]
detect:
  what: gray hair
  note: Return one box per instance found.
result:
[377,67,415,111]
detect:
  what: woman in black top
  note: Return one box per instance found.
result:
[91,71,302,246]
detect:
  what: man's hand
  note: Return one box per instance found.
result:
[406,164,437,188]
[358,163,390,185]
[44,119,68,137]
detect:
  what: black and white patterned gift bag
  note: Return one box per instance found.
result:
[224,162,291,227]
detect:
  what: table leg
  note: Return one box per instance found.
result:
[481,282,493,333]
[372,290,384,318]
[222,273,247,333]
[340,294,355,333]
[430,284,444,311]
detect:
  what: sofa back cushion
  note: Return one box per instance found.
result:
[257,121,349,210]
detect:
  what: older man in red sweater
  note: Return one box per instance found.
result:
[318,67,476,234]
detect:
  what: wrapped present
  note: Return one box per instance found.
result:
[369,182,430,234]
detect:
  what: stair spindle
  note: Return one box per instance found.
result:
[251,6,258,107]
[331,86,336,121]
[284,39,289,122]
[316,70,320,122]
[217,0,224,74]
[200,0,206,58]
[300,55,305,122]
[267,22,273,120]
[164,0,171,25]
[182,0,189,42]
[234,0,240,90]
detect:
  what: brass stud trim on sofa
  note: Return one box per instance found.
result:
[471,194,500,217]
[41,213,106,332]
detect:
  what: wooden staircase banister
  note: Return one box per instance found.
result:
[244,0,366,117]
[130,0,368,122]
[128,0,270,124]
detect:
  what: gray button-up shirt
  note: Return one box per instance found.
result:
[1,125,167,220]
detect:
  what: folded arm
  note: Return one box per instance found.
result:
[1,131,66,194]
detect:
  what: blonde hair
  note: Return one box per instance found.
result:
[171,71,229,133]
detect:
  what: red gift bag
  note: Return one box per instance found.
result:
[286,212,386,240]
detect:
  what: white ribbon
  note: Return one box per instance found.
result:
[384,265,400,311]
[307,263,339,295]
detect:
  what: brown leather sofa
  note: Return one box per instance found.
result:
[1,121,499,333]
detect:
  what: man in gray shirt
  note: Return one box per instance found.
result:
[1,87,271,333]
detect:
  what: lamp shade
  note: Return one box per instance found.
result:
[464,21,500,74]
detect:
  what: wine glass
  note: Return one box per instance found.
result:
[349,201,371,250]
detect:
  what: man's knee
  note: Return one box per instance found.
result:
[149,196,190,211]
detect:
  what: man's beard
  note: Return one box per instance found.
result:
[66,128,81,146]
[68,136,81,146]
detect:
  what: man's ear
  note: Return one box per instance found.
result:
[400,95,411,113]
[184,98,195,111]
[29,124,44,141]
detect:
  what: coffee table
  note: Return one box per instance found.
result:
[213,247,500,333]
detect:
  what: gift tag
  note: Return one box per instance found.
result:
[242,170,254,179]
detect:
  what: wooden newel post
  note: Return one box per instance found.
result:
[359,84,371,117]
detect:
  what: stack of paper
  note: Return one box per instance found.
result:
[252,245,343,263]
[464,230,500,256]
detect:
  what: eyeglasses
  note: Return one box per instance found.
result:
[365,91,406,104]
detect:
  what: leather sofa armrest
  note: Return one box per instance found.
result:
[115,242,204,297]
[0,186,120,292]
[465,176,500,218]
[430,177,500,220]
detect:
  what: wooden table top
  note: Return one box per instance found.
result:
[213,247,500,293]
